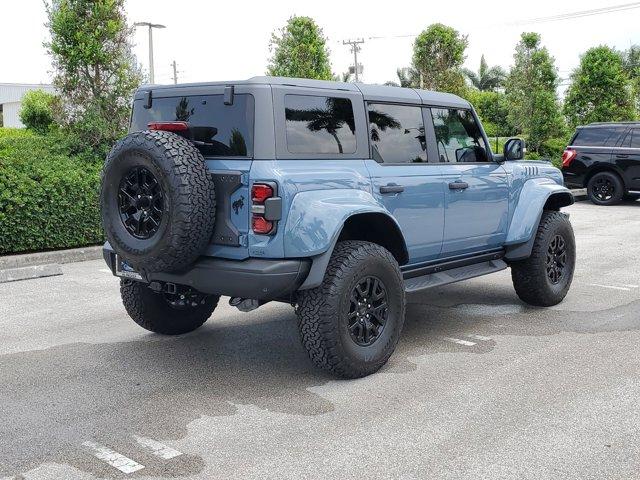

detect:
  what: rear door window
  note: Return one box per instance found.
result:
[431,108,489,163]
[284,95,356,154]
[130,94,254,157]
[572,127,624,147]
[367,103,427,163]
[620,128,640,148]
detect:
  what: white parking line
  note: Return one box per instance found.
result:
[82,441,144,474]
[134,435,183,459]
[99,268,112,274]
[441,337,476,346]
[467,334,492,341]
[621,284,639,288]
[589,284,631,291]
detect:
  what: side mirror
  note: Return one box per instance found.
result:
[504,137,526,161]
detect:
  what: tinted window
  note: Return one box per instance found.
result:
[431,109,489,163]
[284,95,356,154]
[620,128,640,148]
[573,127,623,147]
[367,103,427,163]
[130,94,254,157]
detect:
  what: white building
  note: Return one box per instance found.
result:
[0,83,56,128]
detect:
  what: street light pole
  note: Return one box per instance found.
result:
[134,22,166,84]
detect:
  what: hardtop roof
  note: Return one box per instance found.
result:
[136,76,470,108]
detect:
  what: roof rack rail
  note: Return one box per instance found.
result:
[587,121,640,126]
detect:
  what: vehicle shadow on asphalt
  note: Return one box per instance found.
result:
[1,281,639,478]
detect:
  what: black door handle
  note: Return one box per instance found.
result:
[380,183,404,194]
[449,181,469,190]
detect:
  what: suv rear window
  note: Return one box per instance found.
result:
[284,95,356,154]
[130,94,254,157]
[572,127,624,147]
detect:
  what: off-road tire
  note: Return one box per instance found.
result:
[101,130,215,274]
[511,211,575,307]
[587,171,624,206]
[120,280,219,335]
[296,241,406,378]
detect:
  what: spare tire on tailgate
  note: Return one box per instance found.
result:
[100,130,216,274]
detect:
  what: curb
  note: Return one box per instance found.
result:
[0,245,103,270]
[570,188,588,201]
[0,245,103,284]
[0,264,63,284]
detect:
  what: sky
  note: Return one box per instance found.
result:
[2,0,639,91]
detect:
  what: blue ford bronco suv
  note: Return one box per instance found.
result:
[101,76,575,378]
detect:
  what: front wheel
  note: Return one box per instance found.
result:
[510,211,576,307]
[120,280,219,334]
[296,241,406,378]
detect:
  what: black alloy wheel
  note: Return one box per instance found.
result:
[591,176,615,202]
[118,166,164,239]
[348,276,388,347]
[546,234,567,285]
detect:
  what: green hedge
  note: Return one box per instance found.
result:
[0,128,103,255]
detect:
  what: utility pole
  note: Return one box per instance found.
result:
[343,38,364,82]
[171,60,178,84]
[134,22,166,84]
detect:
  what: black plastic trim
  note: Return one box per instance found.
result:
[104,247,310,301]
[402,249,505,280]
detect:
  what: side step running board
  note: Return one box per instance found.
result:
[404,259,507,293]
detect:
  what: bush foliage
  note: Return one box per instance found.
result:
[19,90,59,134]
[0,128,103,254]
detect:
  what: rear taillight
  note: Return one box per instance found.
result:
[251,183,274,204]
[561,148,577,168]
[251,182,281,235]
[252,215,274,235]
[147,121,189,132]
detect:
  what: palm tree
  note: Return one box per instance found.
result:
[285,97,356,153]
[462,55,506,91]
[396,67,421,88]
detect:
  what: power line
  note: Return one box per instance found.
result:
[359,2,640,42]
[511,2,640,25]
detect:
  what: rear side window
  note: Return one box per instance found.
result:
[130,94,254,157]
[620,128,640,148]
[367,103,427,163]
[284,95,356,154]
[572,127,623,147]
[431,108,489,163]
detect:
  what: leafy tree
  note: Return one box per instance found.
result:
[465,89,515,138]
[267,16,333,80]
[393,67,421,88]
[564,46,636,127]
[19,90,60,134]
[463,55,506,91]
[622,45,640,111]
[505,32,565,152]
[45,0,142,153]
[412,23,468,95]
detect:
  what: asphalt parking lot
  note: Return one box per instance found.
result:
[1,199,639,480]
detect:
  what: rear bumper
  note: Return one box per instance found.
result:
[103,246,311,301]
[561,169,585,189]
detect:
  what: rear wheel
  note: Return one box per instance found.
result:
[296,241,405,378]
[587,171,624,206]
[511,211,575,307]
[120,280,219,335]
